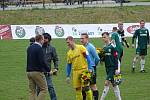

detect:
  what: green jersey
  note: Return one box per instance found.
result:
[132,27,149,49]
[111,32,123,52]
[103,43,118,69]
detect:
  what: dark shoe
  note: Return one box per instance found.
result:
[132,68,135,72]
[140,70,146,73]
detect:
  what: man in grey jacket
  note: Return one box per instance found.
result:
[37,33,59,100]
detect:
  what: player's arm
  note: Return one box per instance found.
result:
[132,30,138,47]
[147,29,149,45]
[66,63,72,84]
[81,45,93,71]
[90,45,100,66]
[66,53,72,77]
[66,63,72,77]
[122,31,130,48]
[111,33,116,42]
[111,42,120,74]
[52,47,59,70]
[83,51,93,71]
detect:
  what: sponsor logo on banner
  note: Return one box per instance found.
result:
[15,26,26,38]
[97,27,103,35]
[72,27,78,36]
[35,26,45,35]
[127,25,139,34]
[88,32,94,35]
[0,25,12,39]
[78,30,94,36]
[55,26,64,37]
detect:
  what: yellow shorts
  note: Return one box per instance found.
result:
[72,69,87,88]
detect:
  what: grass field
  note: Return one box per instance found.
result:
[0,38,150,100]
[1,6,150,24]
[0,4,150,100]
[130,0,150,2]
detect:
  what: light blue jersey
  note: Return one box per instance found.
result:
[85,43,100,66]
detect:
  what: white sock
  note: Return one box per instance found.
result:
[117,60,121,73]
[132,58,136,68]
[113,85,121,100]
[132,56,138,68]
[100,86,109,100]
[140,59,145,70]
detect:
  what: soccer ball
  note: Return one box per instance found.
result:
[114,74,122,85]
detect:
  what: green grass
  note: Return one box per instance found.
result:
[130,0,150,2]
[0,38,150,100]
[1,6,150,24]
[0,5,150,100]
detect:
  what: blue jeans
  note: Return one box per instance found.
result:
[37,74,57,100]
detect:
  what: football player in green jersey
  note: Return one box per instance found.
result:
[100,32,121,100]
[132,20,150,72]
[111,27,123,63]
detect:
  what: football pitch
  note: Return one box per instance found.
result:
[0,38,150,100]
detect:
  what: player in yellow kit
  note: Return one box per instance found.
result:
[66,36,93,100]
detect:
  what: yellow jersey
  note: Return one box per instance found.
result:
[67,44,88,71]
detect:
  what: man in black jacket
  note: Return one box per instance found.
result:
[26,34,50,100]
[37,33,59,100]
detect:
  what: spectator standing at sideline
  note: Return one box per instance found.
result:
[26,34,50,100]
[36,33,58,100]
[29,37,35,45]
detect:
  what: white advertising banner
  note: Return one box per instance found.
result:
[5,23,150,39]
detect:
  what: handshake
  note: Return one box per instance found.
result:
[45,69,58,76]
[50,69,58,75]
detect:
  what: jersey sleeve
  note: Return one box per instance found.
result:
[147,29,149,44]
[132,29,138,44]
[89,45,100,65]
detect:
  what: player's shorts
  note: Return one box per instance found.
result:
[106,66,115,83]
[90,66,96,85]
[139,49,147,56]
[136,47,140,54]
[72,68,87,88]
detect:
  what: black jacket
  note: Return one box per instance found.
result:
[42,43,59,71]
[26,43,50,72]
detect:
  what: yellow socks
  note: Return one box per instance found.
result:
[76,90,82,100]
[86,89,93,100]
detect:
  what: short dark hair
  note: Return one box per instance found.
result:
[66,36,74,41]
[81,33,89,38]
[102,32,109,36]
[29,37,35,43]
[140,20,145,23]
[43,33,51,41]
[113,27,118,31]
